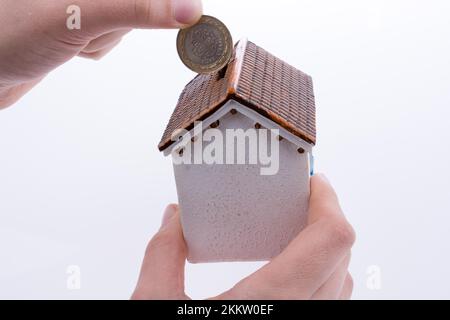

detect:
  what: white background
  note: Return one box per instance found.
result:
[1,0,450,299]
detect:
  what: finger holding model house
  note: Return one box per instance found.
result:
[132,175,355,300]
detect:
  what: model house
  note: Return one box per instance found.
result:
[159,39,316,263]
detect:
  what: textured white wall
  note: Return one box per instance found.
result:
[1,0,450,299]
[171,101,311,263]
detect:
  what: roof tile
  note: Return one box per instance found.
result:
[158,39,316,151]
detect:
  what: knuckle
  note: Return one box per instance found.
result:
[133,0,153,26]
[133,0,174,27]
[146,230,176,254]
[324,217,356,249]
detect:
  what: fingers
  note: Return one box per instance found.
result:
[78,29,130,60]
[213,174,355,300]
[81,29,131,53]
[131,204,189,300]
[338,273,354,300]
[78,38,123,60]
[311,254,351,300]
[0,77,44,110]
[75,0,203,34]
[308,174,343,224]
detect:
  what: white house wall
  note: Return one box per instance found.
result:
[170,100,313,263]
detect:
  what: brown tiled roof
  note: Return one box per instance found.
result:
[158,39,316,151]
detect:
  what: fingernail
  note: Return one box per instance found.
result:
[161,204,177,227]
[173,0,203,25]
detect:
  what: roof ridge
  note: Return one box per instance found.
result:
[227,38,248,96]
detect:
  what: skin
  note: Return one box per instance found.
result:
[0,0,203,108]
[0,1,356,299]
[132,174,355,300]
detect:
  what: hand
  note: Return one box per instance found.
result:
[131,174,356,300]
[0,0,203,109]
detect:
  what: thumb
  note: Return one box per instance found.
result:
[76,0,203,34]
[131,204,189,300]
[307,173,344,225]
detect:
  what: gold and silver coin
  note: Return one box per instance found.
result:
[177,15,233,74]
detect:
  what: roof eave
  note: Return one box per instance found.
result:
[158,92,316,152]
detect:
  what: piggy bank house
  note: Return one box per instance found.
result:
[158,39,316,263]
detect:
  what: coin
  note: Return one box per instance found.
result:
[177,15,233,74]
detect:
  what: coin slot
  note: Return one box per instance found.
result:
[217,64,228,80]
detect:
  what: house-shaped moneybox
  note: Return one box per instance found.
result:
[158,39,316,263]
